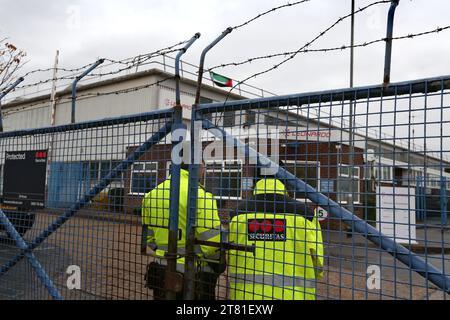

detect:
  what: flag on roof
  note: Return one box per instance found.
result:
[210,71,233,87]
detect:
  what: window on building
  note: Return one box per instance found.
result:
[264,115,279,126]
[363,164,375,180]
[100,161,111,179]
[204,160,242,199]
[110,160,123,181]
[337,165,360,204]
[199,97,213,104]
[199,97,213,122]
[426,174,442,189]
[89,161,100,180]
[284,161,320,199]
[222,111,236,127]
[246,111,256,126]
[405,169,422,186]
[82,160,122,182]
[374,165,393,182]
[130,162,158,195]
[165,161,172,179]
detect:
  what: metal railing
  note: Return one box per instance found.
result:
[184,74,450,300]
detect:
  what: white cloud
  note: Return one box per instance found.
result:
[1,0,450,94]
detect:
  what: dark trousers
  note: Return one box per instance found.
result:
[145,262,219,300]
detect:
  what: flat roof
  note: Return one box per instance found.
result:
[2,68,246,109]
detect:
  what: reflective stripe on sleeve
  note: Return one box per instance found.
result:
[229,273,316,289]
[155,245,203,255]
[198,229,220,241]
[207,252,221,260]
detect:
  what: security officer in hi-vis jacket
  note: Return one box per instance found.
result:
[228,176,324,300]
[142,163,225,300]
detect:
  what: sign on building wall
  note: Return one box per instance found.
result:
[3,150,48,209]
[159,88,195,119]
[376,186,417,244]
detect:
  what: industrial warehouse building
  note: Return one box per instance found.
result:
[1,61,449,228]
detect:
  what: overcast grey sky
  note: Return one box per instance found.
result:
[1,0,450,95]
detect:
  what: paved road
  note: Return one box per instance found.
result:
[0,211,151,300]
[324,229,450,300]
[1,211,448,300]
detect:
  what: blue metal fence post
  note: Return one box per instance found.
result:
[71,59,105,124]
[0,77,25,132]
[201,118,450,293]
[166,33,200,300]
[383,0,399,86]
[0,209,63,300]
[0,116,173,278]
[194,27,233,104]
[184,27,233,300]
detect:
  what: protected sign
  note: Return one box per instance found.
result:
[3,150,48,209]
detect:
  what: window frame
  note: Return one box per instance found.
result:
[284,160,321,201]
[337,164,361,204]
[374,165,393,183]
[129,161,159,196]
[83,160,123,182]
[204,159,243,200]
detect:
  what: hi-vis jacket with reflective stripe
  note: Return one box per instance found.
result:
[141,169,221,272]
[228,212,324,300]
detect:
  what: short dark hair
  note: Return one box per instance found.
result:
[177,162,204,171]
[180,163,190,171]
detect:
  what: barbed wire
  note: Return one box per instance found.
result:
[7,24,449,115]
[3,76,175,115]
[209,25,450,72]
[225,0,390,97]
[13,47,183,91]
[14,0,315,90]
[19,61,97,80]
[213,0,391,125]
[12,39,190,91]
[75,76,174,99]
[233,0,311,30]
[94,38,190,67]
[7,1,318,94]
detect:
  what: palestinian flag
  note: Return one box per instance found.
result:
[210,71,233,87]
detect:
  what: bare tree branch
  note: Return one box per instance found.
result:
[0,38,27,92]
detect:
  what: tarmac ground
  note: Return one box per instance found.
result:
[0,210,448,300]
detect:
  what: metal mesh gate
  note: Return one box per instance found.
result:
[0,109,173,299]
[0,75,449,300]
[186,75,450,300]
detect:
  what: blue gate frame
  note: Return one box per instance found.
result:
[184,74,450,296]
[0,109,173,299]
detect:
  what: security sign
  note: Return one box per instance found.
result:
[316,207,328,222]
[248,219,286,241]
[3,150,48,209]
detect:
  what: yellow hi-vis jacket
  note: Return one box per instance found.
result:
[254,179,288,196]
[228,212,324,300]
[141,169,221,273]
